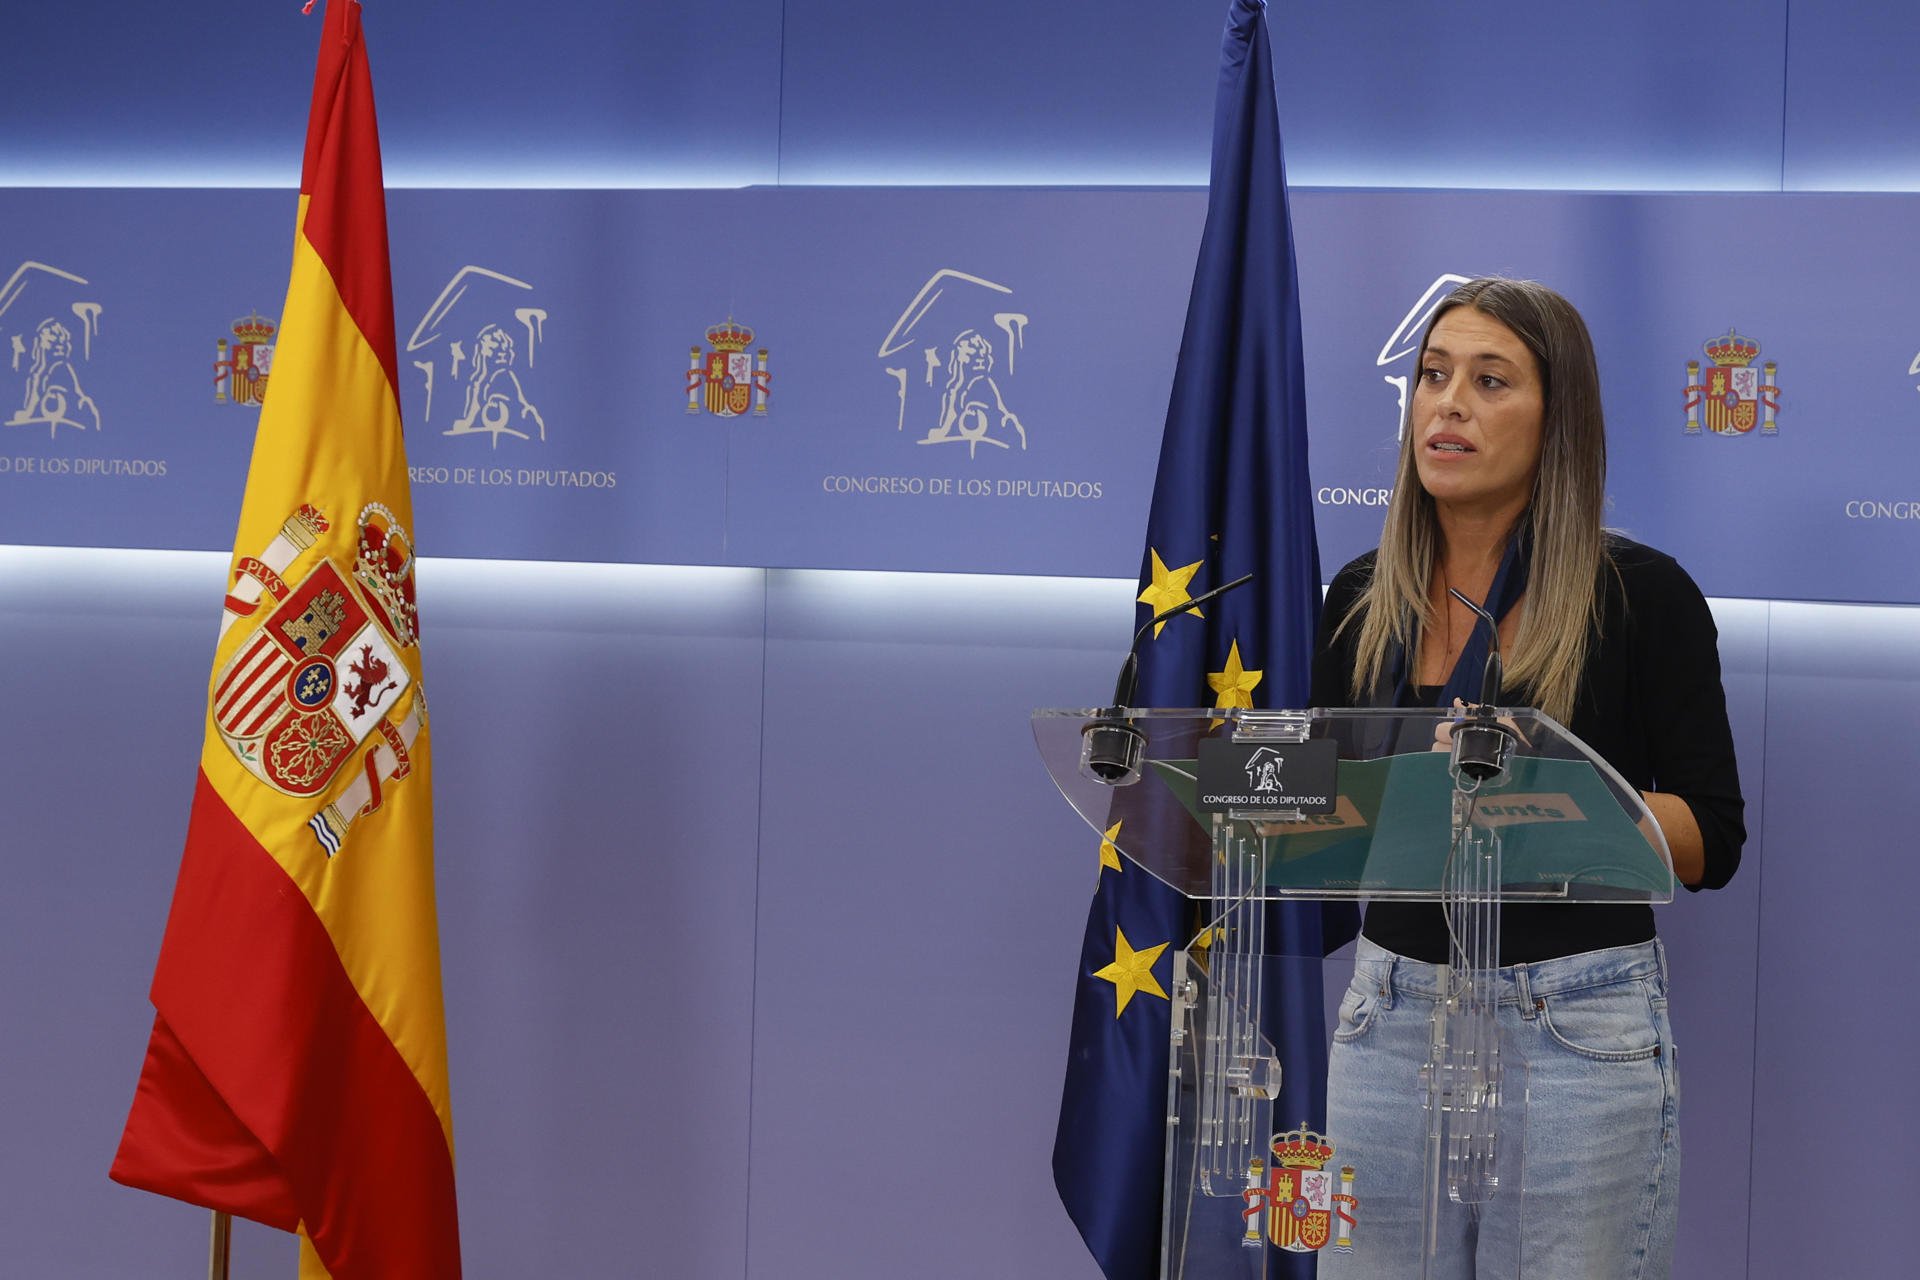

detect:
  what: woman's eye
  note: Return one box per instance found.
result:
[1478,374,1507,390]
[1420,367,1446,383]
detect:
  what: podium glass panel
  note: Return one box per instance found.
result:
[1036,706,1673,1280]
[1034,707,1673,905]
[1162,946,1534,1278]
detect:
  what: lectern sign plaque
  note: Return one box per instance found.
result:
[1195,738,1338,814]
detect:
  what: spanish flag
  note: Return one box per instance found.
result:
[111,3,461,1275]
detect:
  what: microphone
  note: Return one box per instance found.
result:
[1445,587,1513,785]
[1080,573,1254,785]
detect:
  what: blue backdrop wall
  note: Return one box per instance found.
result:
[3,3,1917,1277]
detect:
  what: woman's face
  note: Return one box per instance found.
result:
[1409,307,1546,518]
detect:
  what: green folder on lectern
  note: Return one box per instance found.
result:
[1034,706,1674,1280]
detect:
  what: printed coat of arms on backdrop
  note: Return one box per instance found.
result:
[404,265,549,445]
[1376,272,1471,436]
[1684,328,1779,435]
[685,318,770,417]
[1241,1128,1359,1254]
[212,312,276,408]
[1,260,104,436]
[215,503,425,857]
[876,268,1029,457]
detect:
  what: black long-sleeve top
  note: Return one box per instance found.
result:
[1309,535,1746,964]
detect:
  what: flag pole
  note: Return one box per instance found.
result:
[207,1210,230,1280]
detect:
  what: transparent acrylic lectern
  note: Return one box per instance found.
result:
[1034,706,1674,1279]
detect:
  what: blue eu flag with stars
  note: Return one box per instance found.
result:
[1052,4,1352,1276]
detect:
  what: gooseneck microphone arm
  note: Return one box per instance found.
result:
[1082,573,1254,786]
[1108,573,1255,708]
[1444,586,1513,784]
[1446,587,1504,708]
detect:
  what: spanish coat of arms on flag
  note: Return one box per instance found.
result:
[110,4,462,1277]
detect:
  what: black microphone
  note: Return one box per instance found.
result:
[1445,587,1513,784]
[1080,573,1254,785]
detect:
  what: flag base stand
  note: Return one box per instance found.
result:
[208,1210,230,1280]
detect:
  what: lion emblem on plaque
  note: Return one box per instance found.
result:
[1683,328,1779,436]
[213,312,277,408]
[1241,1128,1359,1254]
[685,318,770,417]
[1245,746,1285,793]
[214,502,425,858]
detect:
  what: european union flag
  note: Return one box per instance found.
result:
[1053,3,1349,1276]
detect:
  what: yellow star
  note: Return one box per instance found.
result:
[1138,549,1204,637]
[1098,821,1124,874]
[1094,927,1171,1018]
[1208,639,1264,713]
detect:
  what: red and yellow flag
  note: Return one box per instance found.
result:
[111,3,460,1275]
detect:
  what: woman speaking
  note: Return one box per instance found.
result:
[1311,278,1744,1279]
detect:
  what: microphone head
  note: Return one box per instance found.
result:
[1081,710,1145,786]
[1450,719,1513,785]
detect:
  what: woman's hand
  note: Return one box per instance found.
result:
[1431,697,1528,750]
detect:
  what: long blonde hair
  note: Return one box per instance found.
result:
[1341,278,1609,722]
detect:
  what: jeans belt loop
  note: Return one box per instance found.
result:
[1515,962,1537,1020]
[1379,954,1397,1010]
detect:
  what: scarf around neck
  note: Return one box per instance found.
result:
[1388,525,1532,710]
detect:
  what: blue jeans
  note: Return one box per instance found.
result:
[1319,937,1681,1279]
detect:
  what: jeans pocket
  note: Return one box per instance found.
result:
[1652,995,1681,1108]
[1332,978,1383,1043]
[1536,980,1662,1061]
